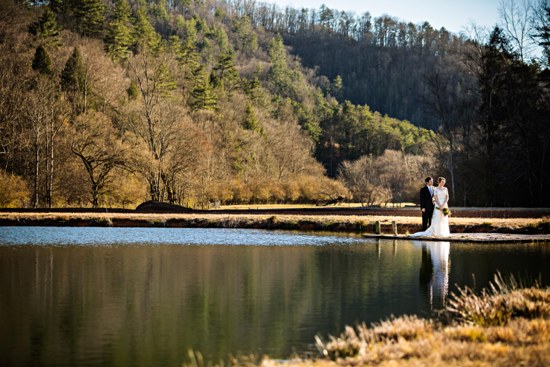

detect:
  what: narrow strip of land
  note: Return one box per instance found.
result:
[0,211,548,236]
[363,233,550,243]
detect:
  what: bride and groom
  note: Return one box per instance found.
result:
[411,176,450,237]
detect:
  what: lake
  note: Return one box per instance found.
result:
[0,227,548,366]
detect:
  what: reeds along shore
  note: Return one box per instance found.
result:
[0,212,548,234]
[189,275,550,367]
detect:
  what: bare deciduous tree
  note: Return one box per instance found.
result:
[339,150,437,206]
[70,111,126,207]
[23,78,65,208]
[126,50,203,203]
[499,0,537,61]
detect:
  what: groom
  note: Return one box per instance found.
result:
[420,176,435,231]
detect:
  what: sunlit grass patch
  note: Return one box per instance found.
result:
[294,273,550,367]
[447,273,550,327]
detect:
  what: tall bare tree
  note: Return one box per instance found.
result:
[23,78,64,208]
[70,111,126,207]
[126,50,198,202]
[499,0,537,61]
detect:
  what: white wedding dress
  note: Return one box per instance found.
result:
[411,187,450,237]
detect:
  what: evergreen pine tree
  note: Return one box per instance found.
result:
[245,75,262,97]
[332,75,343,100]
[61,47,89,113]
[149,0,169,24]
[243,68,268,108]
[29,9,62,49]
[74,0,105,37]
[156,63,177,98]
[127,79,139,100]
[132,6,161,53]
[234,16,258,57]
[212,48,239,92]
[243,103,261,132]
[49,0,66,14]
[32,45,53,76]
[105,0,134,61]
[268,36,295,99]
[180,17,198,50]
[176,19,201,80]
[212,25,230,51]
[190,66,217,111]
[61,48,86,92]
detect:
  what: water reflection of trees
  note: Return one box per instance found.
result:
[0,242,425,365]
[416,241,451,309]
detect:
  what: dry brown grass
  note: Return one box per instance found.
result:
[447,274,550,327]
[260,276,550,367]
[177,276,550,367]
[0,211,546,234]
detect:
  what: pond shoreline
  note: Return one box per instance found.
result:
[262,285,550,367]
[0,210,548,235]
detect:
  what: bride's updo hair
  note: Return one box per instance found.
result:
[437,177,446,183]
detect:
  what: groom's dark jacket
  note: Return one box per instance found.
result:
[420,186,434,210]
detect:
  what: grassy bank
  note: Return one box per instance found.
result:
[0,211,548,234]
[205,275,550,367]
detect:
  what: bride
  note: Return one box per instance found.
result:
[411,177,450,237]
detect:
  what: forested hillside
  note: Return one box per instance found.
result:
[0,0,434,209]
[223,0,550,207]
[0,0,549,208]
[282,12,473,129]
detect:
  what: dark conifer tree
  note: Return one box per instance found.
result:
[476,26,550,205]
[61,47,86,92]
[61,47,88,112]
[32,45,53,75]
[29,9,62,49]
[49,0,66,14]
[127,79,139,100]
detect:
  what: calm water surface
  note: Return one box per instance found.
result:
[0,227,548,366]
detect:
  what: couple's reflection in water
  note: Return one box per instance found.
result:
[415,240,451,309]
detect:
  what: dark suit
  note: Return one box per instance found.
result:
[420,186,435,231]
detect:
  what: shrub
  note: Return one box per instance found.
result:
[315,316,433,361]
[446,273,550,327]
[0,170,30,207]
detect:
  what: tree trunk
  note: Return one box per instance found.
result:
[92,183,99,208]
[33,129,40,208]
[49,136,54,208]
[45,123,50,208]
[448,137,455,202]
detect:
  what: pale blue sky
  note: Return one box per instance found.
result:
[266,0,501,34]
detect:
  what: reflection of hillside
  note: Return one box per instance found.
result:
[0,246,317,363]
[416,241,451,309]
[0,242,423,365]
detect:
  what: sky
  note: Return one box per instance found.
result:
[265,0,501,34]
